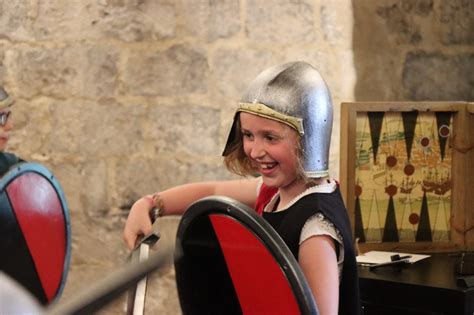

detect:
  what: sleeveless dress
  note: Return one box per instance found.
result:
[254,178,361,315]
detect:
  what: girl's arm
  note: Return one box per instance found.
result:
[123,177,259,250]
[298,235,339,315]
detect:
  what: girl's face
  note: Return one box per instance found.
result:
[240,112,302,191]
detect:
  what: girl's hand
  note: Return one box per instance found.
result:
[123,197,154,250]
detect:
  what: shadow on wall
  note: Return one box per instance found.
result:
[352,0,474,102]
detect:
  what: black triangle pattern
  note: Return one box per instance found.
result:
[367,112,385,163]
[401,111,418,161]
[382,196,399,242]
[416,191,432,241]
[435,112,452,161]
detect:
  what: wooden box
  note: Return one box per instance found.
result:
[340,102,473,253]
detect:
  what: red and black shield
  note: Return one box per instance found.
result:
[174,196,319,315]
[0,162,71,305]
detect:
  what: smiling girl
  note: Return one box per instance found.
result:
[123,62,360,315]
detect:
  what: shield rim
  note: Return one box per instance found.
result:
[0,162,71,302]
[175,195,319,315]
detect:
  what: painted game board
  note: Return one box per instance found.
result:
[353,111,453,244]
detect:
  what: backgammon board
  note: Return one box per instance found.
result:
[353,110,453,244]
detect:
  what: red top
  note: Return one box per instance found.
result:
[254,183,278,215]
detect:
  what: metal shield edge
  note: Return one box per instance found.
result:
[0,162,71,302]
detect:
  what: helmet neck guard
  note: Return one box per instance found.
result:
[0,87,14,109]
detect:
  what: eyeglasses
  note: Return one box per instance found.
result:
[0,111,11,127]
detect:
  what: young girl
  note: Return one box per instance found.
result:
[123,61,360,315]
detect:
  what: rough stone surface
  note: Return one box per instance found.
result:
[84,0,177,42]
[29,0,84,41]
[320,1,353,46]
[0,1,30,40]
[148,105,220,156]
[9,98,52,154]
[77,99,147,157]
[353,0,474,101]
[84,45,120,97]
[246,0,315,43]
[44,99,147,157]
[48,162,86,215]
[439,0,474,45]
[0,1,471,314]
[402,52,474,101]
[112,157,229,209]
[124,45,209,96]
[375,0,434,45]
[181,0,240,42]
[211,48,276,100]
[8,47,84,98]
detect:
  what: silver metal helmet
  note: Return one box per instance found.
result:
[0,87,14,109]
[222,61,333,178]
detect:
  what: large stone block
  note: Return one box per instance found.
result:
[46,99,146,156]
[402,51,474,101]
[7,47,84,98]
[124,45,209,96]
[181,0,240,42]
[181,157,235,183]
[113,155,229,211]
[439,0,474,44]
[113,158,161,208]
[246,0,315,43]
[79,160,109,217]
[280,48,355,101]
[81,98,147,156]
[374,0,434,45]
[320,1,353,46]
[0,1,30,40]
[38,160,107,219]
[211,48,276,100]
[44,100,88,155]
[29,0,84,41]
[402,0,434,16]
[148,104,220,156]
[8,97,51,156]
[83,0,177,42]
[84,45,120,97]
[46,162,84,215]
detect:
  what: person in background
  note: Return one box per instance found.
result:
[123,61,360,315]
[0,86,23,176]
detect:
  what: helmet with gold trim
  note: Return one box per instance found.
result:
[222,61,333,178]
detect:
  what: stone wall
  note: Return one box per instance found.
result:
[0,0,471,314]
[353,0,474,101]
